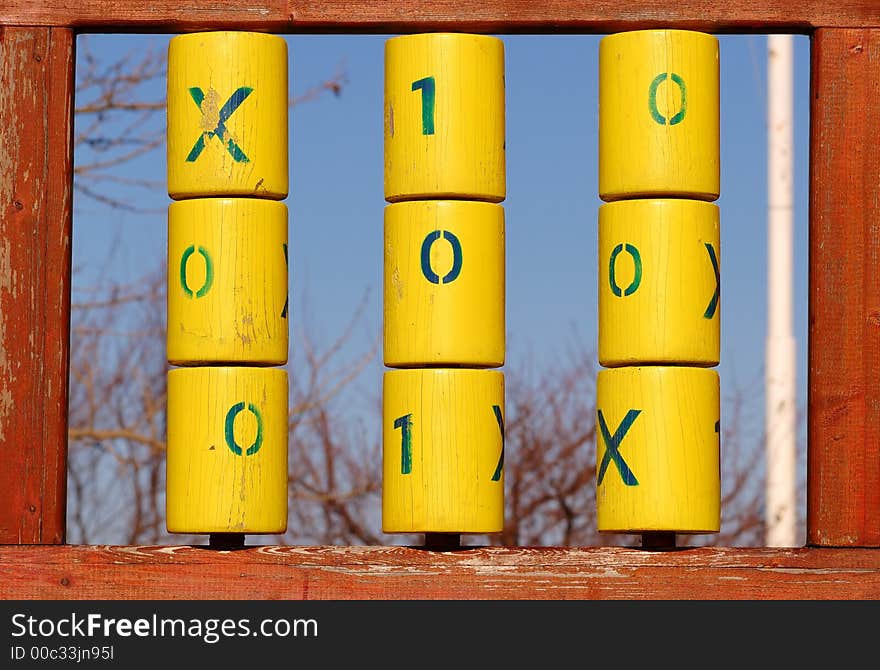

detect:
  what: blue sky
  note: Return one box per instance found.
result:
[72,32,811,471]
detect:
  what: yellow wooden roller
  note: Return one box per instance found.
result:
[595,366,720,534]
[598,199,720,367]
[382,368,505,534]
[598,29,719,201]
[167,198,288,366]
[384,33,506,203]
[167,31,288,200]
[166,366,288,534]
[384,200,504,367]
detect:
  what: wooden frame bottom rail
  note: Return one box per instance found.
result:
[1,545,879,599]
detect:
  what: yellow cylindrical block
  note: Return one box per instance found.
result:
[167,198,288,366]
[598,29,719,201]
[167,31,288,199]
[384,33,505,202]
[384,200,504,367]
[598,199,720,366]
[595,366,720,534]
[382,368,505,534]
[166,366,289,534]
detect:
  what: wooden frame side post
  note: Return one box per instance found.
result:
[0,26,75,544]
[808,28,880,547]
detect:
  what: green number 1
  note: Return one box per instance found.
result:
[411,76,435,135]
[393,407,504,481]
[394,413,414,474]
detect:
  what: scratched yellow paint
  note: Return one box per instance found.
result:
[384,200,504,367]
[382,369,504,534]
[599,29,719,201]
[166,366,288,534]
[595,366,720,533]
[167,198,288,365]
[167,31,288,199]
[598,199,720,367]
[384,33,505,202]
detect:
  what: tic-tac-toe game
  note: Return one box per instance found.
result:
[1,2,878,629]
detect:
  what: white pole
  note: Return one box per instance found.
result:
[765,34,798,547]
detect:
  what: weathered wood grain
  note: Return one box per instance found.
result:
[0,27,74,544]
[808,29,880,547]
[2,1,880,33]
[1,545,879,599]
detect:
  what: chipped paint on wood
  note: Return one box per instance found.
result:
[2,1,880,32]
[808,29,880,547]
[1,545,879,599]
[0,27,73,544]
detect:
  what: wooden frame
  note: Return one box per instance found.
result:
[1,1,878,600]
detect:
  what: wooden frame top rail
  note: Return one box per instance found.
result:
[2,1,880,34]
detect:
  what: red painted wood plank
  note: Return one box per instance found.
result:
[808,29,880,547]
[1,0,880,33]
[1,545,879,599]
[0,27,74,544]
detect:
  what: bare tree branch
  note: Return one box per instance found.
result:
[73,37,348,211]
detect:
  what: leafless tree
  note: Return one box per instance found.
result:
[67,268,168,544]
[67,266,379,546]
[68,263,773,547]
[68,38,779,549]
[73,38,166,211]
